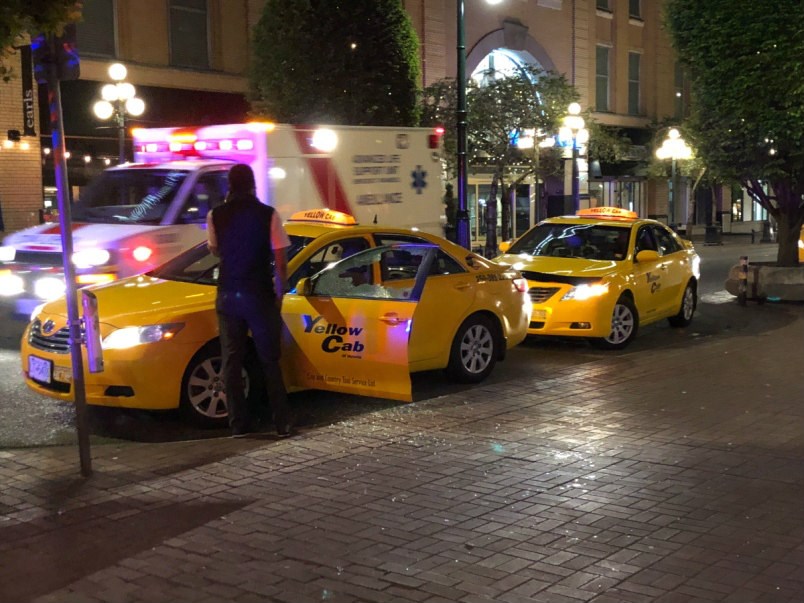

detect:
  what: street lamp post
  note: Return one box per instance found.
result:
[560,102,588,212]
[456,0,470,250]
[655,128,692,227]
[92,63,145,164]
[516,129,555,224]
[455,0,504,250]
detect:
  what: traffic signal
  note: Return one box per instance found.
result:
[32,25,80,84]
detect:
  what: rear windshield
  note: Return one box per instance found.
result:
[73,169,189,224]
[508,223,631,261]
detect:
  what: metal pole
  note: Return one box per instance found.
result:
[455,0,470,250]
[116,100,125,163]
[571,136,579,210]
[670,157,676,227]
[534,144,541,223]
[47,36,92,477]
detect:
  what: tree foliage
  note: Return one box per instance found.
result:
[250,0,421,126]
[0,0,81,81]
[665,0,804,266]
[422,66,627,251]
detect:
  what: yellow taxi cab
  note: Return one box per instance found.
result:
[494,206,700,350]
[21,210,531,426]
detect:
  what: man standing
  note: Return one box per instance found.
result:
[207,164,292,437]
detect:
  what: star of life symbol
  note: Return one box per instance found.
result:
[411,165,427,194]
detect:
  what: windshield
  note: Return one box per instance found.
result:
[508,223,631,261]
[147,235,311,285]
[73,169,189,224]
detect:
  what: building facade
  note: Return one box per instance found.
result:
[3,0,754,240]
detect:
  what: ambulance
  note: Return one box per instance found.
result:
[0,122,445,315]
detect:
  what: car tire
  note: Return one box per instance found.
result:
[668,280,697,327]
[591,295,638,350]
[446,314,498,383]
[179,341,259,428]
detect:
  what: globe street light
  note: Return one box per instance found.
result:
[559,102,589,211]
[655,127,693,227]
[456,0,504,250]
[92,63,145,164]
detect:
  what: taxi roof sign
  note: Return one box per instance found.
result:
[576,206,638,220]
[287,209,358,226]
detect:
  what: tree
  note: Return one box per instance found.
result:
[0,0,82,81]
[250,0,421,126]
[422,66,625,255]
[665,0,804,266]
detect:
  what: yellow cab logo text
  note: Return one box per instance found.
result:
[303,315,365,353]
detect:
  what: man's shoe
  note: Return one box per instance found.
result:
[276,424,293,438]
[231,428,252,438]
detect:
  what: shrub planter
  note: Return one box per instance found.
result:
[725,263,804,301]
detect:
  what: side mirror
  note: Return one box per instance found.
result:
[635,249,660,263]
[498,240,512,253]
[296,277,313,296]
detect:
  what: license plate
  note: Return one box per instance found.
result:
[533,309,547,321]
[53,366,72,383]
[28,355,52,384]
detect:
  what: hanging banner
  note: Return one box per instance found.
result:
[20,45,36,136]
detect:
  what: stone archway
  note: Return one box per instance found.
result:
[466,20,556,76]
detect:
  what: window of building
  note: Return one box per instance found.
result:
[629,0,641,19]
[169,0,209,69]
[628,52,641,115]
[595,45,610,112]
[76,0,116,58]
[596,0,611,11]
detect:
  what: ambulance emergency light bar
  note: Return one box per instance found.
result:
[131,122,342,163]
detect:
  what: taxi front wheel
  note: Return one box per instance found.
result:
[446,314,499,383]
[668,281,697,328]
[591,295,638,350]
[179,341,259,428]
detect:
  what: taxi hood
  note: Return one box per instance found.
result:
[494,253,622,281]
[37,275,214,327]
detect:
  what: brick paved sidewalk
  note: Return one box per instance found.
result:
[2,304,804,603]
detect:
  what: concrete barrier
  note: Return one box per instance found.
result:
[725,262,804,301]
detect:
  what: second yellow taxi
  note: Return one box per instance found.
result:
[495,207,701,350]
[22,211,531,426]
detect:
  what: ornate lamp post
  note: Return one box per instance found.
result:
[92,63,145,164]
[655,128,693,227]
[559,102,589,211]
[456,0,504,250]
[516,129,555,224]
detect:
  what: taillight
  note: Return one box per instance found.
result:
[513,277,528,293]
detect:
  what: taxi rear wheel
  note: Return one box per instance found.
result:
[668,281,697,327]
[446,314,498,383]
[591,295,638,350]
[179,341,258,428]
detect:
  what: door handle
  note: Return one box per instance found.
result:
[454,281,471,290]
[379,312,404,325]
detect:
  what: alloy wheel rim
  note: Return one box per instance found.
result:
[186,356,249,419]
[606,303,635,344]
[460,324,493,374]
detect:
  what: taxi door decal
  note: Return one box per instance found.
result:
[280,245,435,402]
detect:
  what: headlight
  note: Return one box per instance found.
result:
[34,276,66,300]
[102,323,185,350]
[0,246,16,262]
[72,248,111,268]
[798,239,803,249]
[562,283,609,301]
[0,271,25,296]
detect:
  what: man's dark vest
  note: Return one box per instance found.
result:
[212,193,276,294]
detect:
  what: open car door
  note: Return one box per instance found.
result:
[281,244,436,401]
